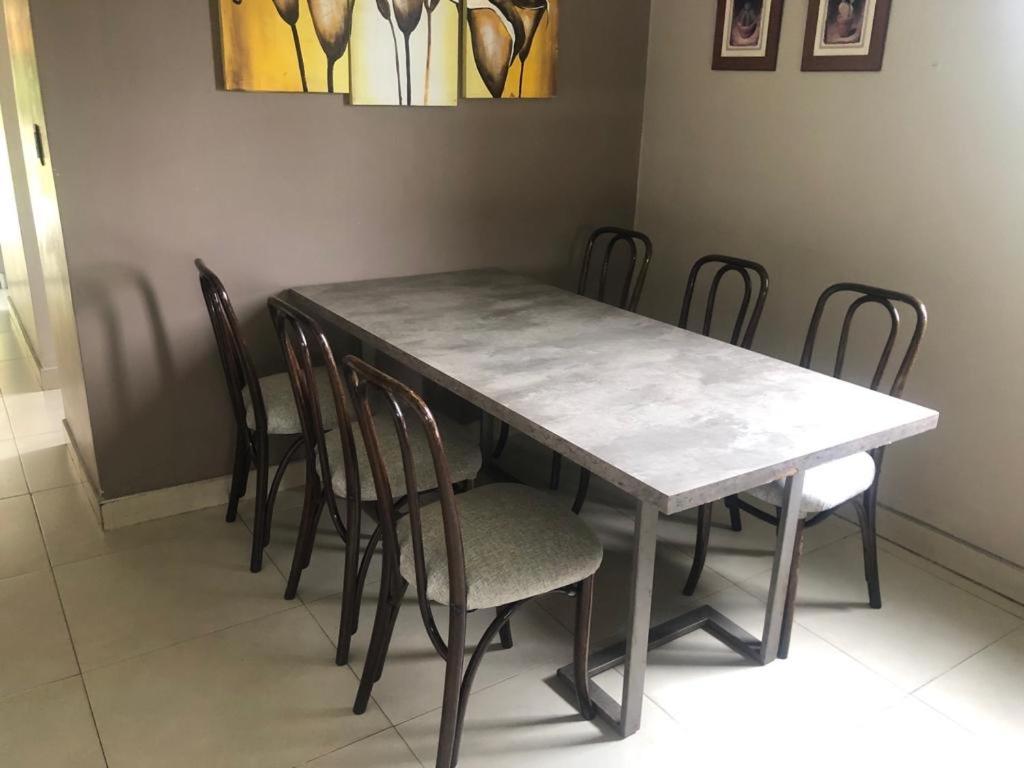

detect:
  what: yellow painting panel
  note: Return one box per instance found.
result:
[350,0,459,106]
[219,0,352,94]
[463,0,558,99]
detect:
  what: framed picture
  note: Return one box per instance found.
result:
[801,0,892,71]
[712,0,785,71]
[463,0,558,99]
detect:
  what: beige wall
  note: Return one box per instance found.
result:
[28,0,652,499]
[637,1,1024,567]
[0,0,58,381]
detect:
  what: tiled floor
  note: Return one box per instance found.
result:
[0,303,1022,766]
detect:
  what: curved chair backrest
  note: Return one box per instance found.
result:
[195,259,265,434]
[343,354,465,658]
[678,255,769,350]
[267,297,361,503]
[577,227,653,312]
[801,283,927,399]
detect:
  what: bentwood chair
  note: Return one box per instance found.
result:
[344,354,602,768]
[196,260,339,573]
[267,297,482,666]
[684,283,927,655]
[676,255,770,594]
[493,227,653,512]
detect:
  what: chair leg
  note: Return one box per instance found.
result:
[778,519,806,660]
[859,486,882,609]
[574,576,595,720]
[572,470,591,515]
[353,576,404,715]
[265,437,304,547]
[498,612,514,650]
[725,495,743,532]
[337,501,364,667]
[249,431,270,573]
[492,421,510,459]
[449,606,515,768]
[284,473,322,600]
[682,504,712,596]
[549,453,562,490]
[225,428,251,523]
[436,608,468,768]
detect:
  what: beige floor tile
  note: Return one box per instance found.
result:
[0,570,78,698]
[0,399,13,441]
[308,591,576,725]
[397,666,693,768]
[616,586,903,739]
[877,538,1024,619]
[917,626,1024,743]
[0,438,28,499]
[0,356,41,396]
[36,485,245,567]
[0,676,106,768]
[85,607,389,768]
[305,728,421,767]
[4,389,65,438]
[16,430,78,493]
[741,536,1022,691]
[55,512,289,670]
[534,503,731,646]
[242,497,381,605]
[657,501,859,586]
[0,494,49,580]
[851,696,979,758]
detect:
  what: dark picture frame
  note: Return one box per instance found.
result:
[712,0,785,71]
[802,0,892,72]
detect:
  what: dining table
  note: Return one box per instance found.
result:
[289,268,940,738]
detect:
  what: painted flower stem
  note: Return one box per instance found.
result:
[289,23,309,92]
[390,20,403,104]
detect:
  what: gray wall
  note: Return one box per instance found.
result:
[637,1,1024,567]
[28,0,652,498]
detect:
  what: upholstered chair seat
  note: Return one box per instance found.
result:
[397,483,603,610]
[244,369,340,434]
[327,413,482,501]
[746,452,876,515]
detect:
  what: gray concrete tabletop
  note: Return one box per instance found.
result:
[292,269,939,514]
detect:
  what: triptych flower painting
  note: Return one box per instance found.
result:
[217,0,558,105]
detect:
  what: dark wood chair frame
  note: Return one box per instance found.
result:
[196,260,306,573]
[677,255,771,565]
[493,227,654,514]
[684,283,927,657]
[267,297,385,667]
[344,354,595,768]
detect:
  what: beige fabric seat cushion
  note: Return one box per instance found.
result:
[397,483,603,610]
[328,413,482,502]
[244,369,340,435]
[746,452,876,515]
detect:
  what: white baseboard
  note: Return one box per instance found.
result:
[61,421,307,531]
[7,299,60,390]
[97,463,307,530]
[839,504,1024,606]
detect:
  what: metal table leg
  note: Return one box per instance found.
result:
[557,471,807,736]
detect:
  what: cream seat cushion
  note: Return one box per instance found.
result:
[327,413,482,502]
[244,369,340,435]
[397,483,603,610]
[746,452,876,515]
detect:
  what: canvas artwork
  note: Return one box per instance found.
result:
[463,0,558,99]
[218,0,354,94]
[350,0,460,106]
[802,0,892,71]
[712,0,784,71]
